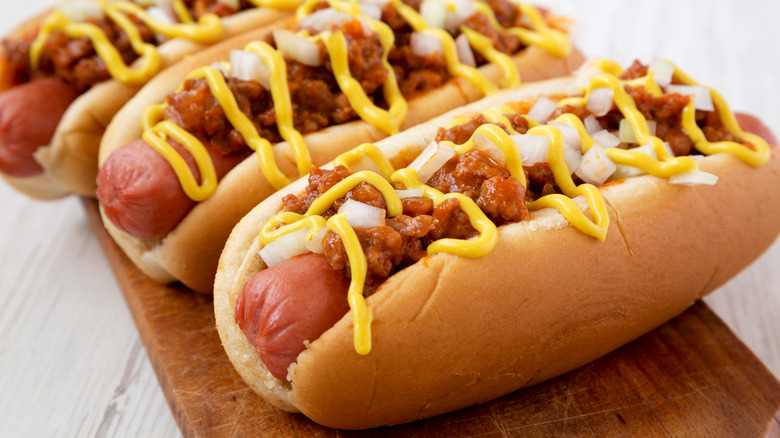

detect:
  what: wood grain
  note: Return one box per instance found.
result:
[83,199,780,436]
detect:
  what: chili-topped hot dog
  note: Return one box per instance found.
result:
[214,58,780,429]
[0,0,297,199]
[96,0,584,292]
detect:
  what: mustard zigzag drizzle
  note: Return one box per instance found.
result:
[258,59,771,354]
[140,0,569,199]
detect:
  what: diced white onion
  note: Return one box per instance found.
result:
[665,84,715,112]
[273,29,322,67]
[396,188,424,198]
[472,132,506,165]
[512,134,549,166]
[574,59,605,89]
[549,121,582,152]
[230,50,270,89]
[455,34,476,67]
[669,170,718,186]
[147,6,175,25]
[305,228,328,254]
[420,0,447,29]
[210,61,229,75]
[216,0,240,9]
[338,199,386,229]
[410,31,443,57]
[563,142,582,174]
[574,145,617,185]
[358,2,383,21]
[444,0,474,32]
[649,58,675,87]
[586,87,614,117]
[409,141,457,182]
[259,228,310,268]
[619,118,656,143]
[584,115,602,134]
[591,129,621,149]
[356,16,375,37]
[527,97,557,123]
[299,7,353,33]
[59,1,105,22]
[610,143,656,179]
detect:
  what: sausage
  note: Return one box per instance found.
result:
[735,112,777,146]
[0,78,78,178]
[96,138,249,239]
[234,253,350,381]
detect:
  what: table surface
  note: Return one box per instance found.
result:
[1,1,779,436]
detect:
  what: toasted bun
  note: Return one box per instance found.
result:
[2,7,291,200]
[97,22,585,292]
[213,81,780,429]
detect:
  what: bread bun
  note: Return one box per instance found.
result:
[98,15,585,293]
[213,76,780,429]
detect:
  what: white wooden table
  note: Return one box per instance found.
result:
[1,1,778,436]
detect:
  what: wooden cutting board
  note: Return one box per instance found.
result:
[84,199,780,437]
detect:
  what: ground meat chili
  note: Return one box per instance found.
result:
[163,0,531,159]
[279,143,530,292]
[2,13,156,93]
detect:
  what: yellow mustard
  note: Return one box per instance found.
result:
[30,0,225,85]
[257,58,773,355]
[142,0,570,203]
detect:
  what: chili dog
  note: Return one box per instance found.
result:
[96,0,584,292]
[213,59,780,429]
[0,0,297,199]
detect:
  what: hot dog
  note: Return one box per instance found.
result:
[96,0,584,292]
[0,0,297,199]
[213,58,780,429]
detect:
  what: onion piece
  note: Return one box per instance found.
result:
[259,228,310,268]
[574,59,605,89]
[358,2,383,21]
[662,141,674,157]
[59,1,105,22]
[527,97,557,123]
[610,143,656,179]
[584,115,602,134]
[273,29,322,67]
[563,142,582,174]
[574,145,617,185]
[619,118,656,143]
[665,84,715,111]
[649,58,675,87]
[444,0,474,32]
[338,199,386,229]
[305,228,328,254]
[147,6,175,24]
[669,170,718,186]
[549,121,582,152]
[410,31,443,57]
[420,0,447,29]
[210,61,229,75]
[299,7,353,33]
[230,50,270,89]
[409,141,456,182]
[512,134,549,166]
[396,188,424,198]
[455,34,476,67]
[586,87,614,117]
[591,129,621,149]
[472,132,506,165]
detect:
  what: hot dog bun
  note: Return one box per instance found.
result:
[0,3,292,199]
[213,71,780,429]
[97,7,585,293]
